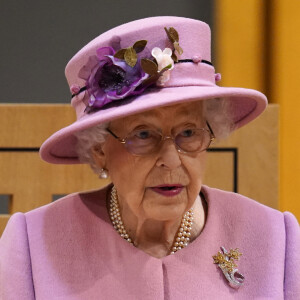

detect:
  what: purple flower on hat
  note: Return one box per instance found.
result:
[85,47,148,109]
[75,27,184,113]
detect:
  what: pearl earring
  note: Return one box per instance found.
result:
[99,168,108,179]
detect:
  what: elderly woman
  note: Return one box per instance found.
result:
[0,16,299,299]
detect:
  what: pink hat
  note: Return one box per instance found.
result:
[40,16,267,164]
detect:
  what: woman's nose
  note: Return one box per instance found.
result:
[155,138,181,169]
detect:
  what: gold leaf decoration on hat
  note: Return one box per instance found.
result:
[140,59,172,88]
[174,42,183,55]
[132,40,147,53]
[114,48,126,59]
[164,26,183,62]
[113,40,148,67]
[171,52,178,63]
[166,27,179,42]
[141,58,158,75]
[124,47,137,67]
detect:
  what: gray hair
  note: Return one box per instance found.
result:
[203,98,235,138]
[75,98,235,174]
[74,122,110,174]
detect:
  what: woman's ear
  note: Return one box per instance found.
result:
[91,144,106,168]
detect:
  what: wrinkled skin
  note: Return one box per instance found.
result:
[93,102,207,258]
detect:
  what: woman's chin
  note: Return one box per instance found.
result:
[144,206,186,221]
[143,189,188,220]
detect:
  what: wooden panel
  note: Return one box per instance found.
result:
[204,104,279,209]
[0,104,110,236]
[0,151,110,235]
[214,0,300,222]
[270,0,300,220]
[205,151,235,192]
[0,104,76,147]
[0,152,109,212]
[0,104,279,236]
[0,215,10,235]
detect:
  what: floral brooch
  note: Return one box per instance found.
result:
[213,246,245,289]
[73,27,183,113]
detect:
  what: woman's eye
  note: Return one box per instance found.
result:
[135,130,152,139]
[180,129,194,137]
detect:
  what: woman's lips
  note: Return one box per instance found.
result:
[150,184,184,197]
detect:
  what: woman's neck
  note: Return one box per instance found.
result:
[110,191,207,258]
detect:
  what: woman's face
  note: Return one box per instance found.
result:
[95,102,208,221]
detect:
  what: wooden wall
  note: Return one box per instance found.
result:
[214,0,300,221]
[0,104,279,236]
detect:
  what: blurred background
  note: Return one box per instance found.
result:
[0,1,299,221]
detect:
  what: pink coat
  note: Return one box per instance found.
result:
[1,185,299,299]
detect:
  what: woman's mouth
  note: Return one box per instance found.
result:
[150,184,184,197]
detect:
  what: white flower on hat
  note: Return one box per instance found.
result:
[151,47,174,85]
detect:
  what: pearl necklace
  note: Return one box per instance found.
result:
[109,185,194,254]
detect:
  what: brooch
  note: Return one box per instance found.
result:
[213,246,245,289]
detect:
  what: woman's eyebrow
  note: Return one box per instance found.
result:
[126,110,200,128]
[126,113,161,127]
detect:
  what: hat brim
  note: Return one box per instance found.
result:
[40,85,267,164]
